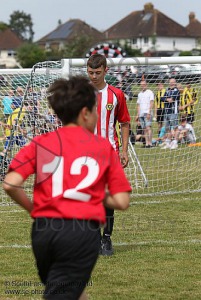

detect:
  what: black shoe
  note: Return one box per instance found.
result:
[101,236,113,256]
[145,145,152,148]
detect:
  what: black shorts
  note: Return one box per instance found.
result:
[32,218,100,300]
[157,109,164,123]
[186,113,194,124]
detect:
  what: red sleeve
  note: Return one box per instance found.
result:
[107,145,132,195]
[116,89,130,124]
[9,140,36,180]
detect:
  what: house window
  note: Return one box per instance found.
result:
[144,37,149,44]
[132,38,137,44]
[7,50,16,57]
[173,40,176,48]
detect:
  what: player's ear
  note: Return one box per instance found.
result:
[81,107,89,121]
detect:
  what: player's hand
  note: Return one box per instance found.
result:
[121,151,129,168]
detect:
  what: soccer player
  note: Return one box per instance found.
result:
[87,54,130,256]
[3,76,131,300]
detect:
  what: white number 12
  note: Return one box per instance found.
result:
[42,156,100,202]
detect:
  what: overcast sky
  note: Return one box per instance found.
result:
[1,0,201,41]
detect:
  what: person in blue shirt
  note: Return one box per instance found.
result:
[2,89,14,121]
[161,78,180,132]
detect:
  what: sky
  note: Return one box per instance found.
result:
[1,0,201,41]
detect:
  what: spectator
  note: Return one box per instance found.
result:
[136,80,154,148]
[154,82,166,136]
[161,78,180,132]
[12,86,24,109]
[1,89,14,122]
[161,114,196,149]
[0,102,29,180]
[3,76,131,299]
[28,87,40,114]
[130,117,146,145]
[177,114,196,145]
[179,82,198,126]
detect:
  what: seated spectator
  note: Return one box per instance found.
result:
[130,118,145,145]
[160,114,196,149]
[177,114,196,145]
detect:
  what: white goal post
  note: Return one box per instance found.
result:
[1,56,201,205]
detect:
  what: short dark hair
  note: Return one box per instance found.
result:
[180,114,187,122]
[87,54,107,69]
[47,76,96,125]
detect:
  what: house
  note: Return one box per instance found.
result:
[37,19,104,53]
[0,28,23,68]
[103,2,197,55]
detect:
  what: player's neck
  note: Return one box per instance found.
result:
[64,123,78,128]
[95,81,107,91]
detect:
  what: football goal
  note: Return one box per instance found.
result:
[1,56,201,205]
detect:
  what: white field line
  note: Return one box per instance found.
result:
[0,209,25,213]
[0,239,201,249]
[130,196,201,206]
[0,195,200,213]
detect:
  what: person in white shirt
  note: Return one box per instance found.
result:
[136,80,154,148]
[161,114,196,150]
[177,114,196,144]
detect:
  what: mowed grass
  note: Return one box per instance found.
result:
[0,193,201,299]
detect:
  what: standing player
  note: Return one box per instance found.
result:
[87,54,130,256]
[3,77,131,300]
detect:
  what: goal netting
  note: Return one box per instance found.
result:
[1,57,201,204]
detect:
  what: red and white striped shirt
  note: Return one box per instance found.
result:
[95,84,130,151]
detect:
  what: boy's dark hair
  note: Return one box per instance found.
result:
[47,76,96,125]
[87,54,107,69]
[180,114,187,122]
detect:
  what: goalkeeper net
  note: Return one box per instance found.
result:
[1,57,201,204]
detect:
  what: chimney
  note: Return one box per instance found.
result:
[189,12,196,23]
[144,3,154,13]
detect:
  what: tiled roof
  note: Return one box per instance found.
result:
[103,3,187,39]
[0,28,23,50]
[37,19,103,43]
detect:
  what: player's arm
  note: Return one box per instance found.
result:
[103,191,130,210]
[120,122,129,168]
[3,171,33,213]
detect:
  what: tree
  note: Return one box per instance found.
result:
[17,43,46,68]
[9,10,34,42]
[0,22,9,31]
[63,35,93,58]
[124,42,143,57]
